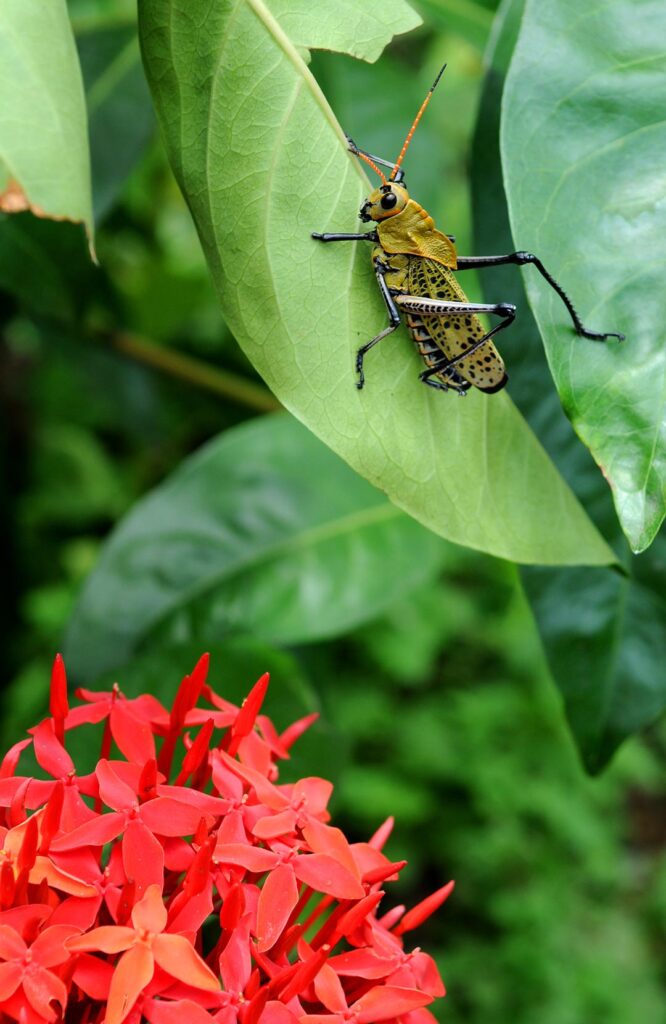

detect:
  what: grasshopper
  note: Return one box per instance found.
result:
[313,66,624,396]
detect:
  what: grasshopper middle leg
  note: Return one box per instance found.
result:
[456,252,624,341]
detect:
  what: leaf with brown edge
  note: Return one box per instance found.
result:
[0,0,94,249]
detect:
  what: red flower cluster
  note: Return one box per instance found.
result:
[0,654,453,1024]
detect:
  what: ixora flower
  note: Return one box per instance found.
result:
[0,654,453,1024]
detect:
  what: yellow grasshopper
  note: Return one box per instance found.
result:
[313,65,623,396]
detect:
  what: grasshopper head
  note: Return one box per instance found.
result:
[359,182,409,223]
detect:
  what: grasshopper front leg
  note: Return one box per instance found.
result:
[312,230,378,243]
[355,262,403,389]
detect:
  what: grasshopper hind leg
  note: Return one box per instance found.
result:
[422,372,471,397]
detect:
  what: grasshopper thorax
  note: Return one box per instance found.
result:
[359,183,409,223]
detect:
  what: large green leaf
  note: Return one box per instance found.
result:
[138,0,614,566]
[501,0,666,553]
[63,413,448,683]
[473,0,666,769]
[0,0,93,244]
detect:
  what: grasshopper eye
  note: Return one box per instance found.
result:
[380,192,397,210]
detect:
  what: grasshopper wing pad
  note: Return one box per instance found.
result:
[407,259,508,393]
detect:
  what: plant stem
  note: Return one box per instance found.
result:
[107,331,281,413]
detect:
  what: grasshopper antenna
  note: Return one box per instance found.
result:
[347,135,388,184]
[390,63,447,181]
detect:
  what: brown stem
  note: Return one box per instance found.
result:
[104,330,281,414]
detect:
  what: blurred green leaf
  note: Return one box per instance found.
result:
[523,554,666,773]
[472,0,666,770]
[501,0,666,552]
[64,413,448,682]
[77,23,154,220]
[0,217,77,322]
[139,0,615,566]
[22,423,128,527]
[413,0,494,51]
[0,0,93,245]
[356,576,478,685]
[0,214,97,323]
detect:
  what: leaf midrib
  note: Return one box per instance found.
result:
[123,498,408,641]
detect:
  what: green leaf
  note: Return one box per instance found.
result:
[77,21,154,221]
[0,214,94,322]
[0,216,77,321]
[0,0,93,245]
[253,0,422,62]
[523,555,666,773]
[138,0,614,566]
[501,0,666,553]
[473,0,666,770]
[63,413,448,683]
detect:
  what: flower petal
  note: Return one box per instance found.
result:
[23,964,68,1021]
[302,821,359,881]
[293,854,364,900]
[67,925,135,954]
[260,1001,300,1024]
[219,914,251,993]
[251,809,298,840]
[169,887,213,936]
[152,933,220,990]
[144,997,214,1024]
[216,750,286,811]
[106,945,155,1024]
[353,986,432,1023]
[214,843,277,873]
[72,952,114,1000]
[31,925,81,968]
[123,820,165,898]
[0,923,26,959]
[131,884,167,934]
[140,798,209,837]
[97,759,137,812]
[327,948,399,980]
[256,863,299,953]
[30,855,98,897]
[111,702,156,763]
[313,963,347,1014]
[50,811,126,851]
[32,720,74,779]
[0,961,22,1001]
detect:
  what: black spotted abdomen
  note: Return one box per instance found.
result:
[404,311,471,392]
[406,257,507,394]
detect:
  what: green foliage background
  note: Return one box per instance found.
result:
[0,1,664,1022]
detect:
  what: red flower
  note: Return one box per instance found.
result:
[0,921,79,1022]
[0,655,453,1024]
[66,883,219,1024]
